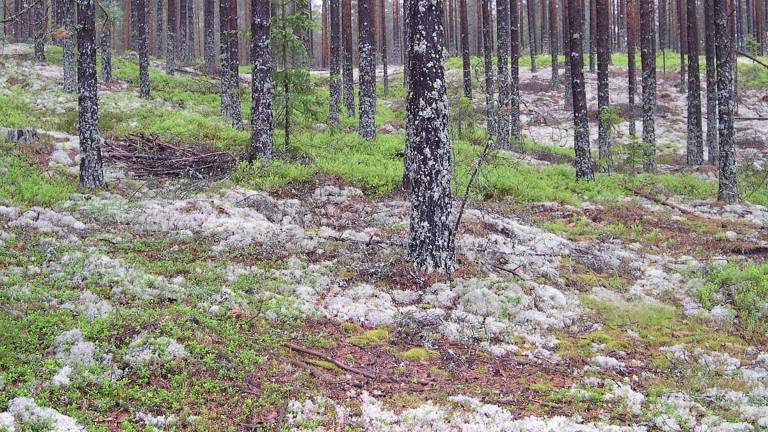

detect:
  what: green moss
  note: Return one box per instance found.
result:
[347,328,389,347]
[0,152,76,208]
[399,347,437,362]
[305,358,338,371]
[700,261,768,334]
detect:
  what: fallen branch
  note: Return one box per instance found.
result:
[738,51,768,70]
[1,0,42,23]
[451,137,495,246]
[284,342,376,380]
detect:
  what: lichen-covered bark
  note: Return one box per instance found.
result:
[589,0,596,72]
[342,0,356,117]
[562,0,573,107]
[392,0,401,64]
[481,0,495,135]
[548,0,559,86]
[249,0,273,161]
[329,0,342,125]
[33,0,45,62]
[358,0,377,140]
[459,0,472,98]
[568,0,594,181]
[156,0,164,55]
[204,0,216,65]
[496,0,511,149]
[597,0,611,171]
[220,0,243,130]
[403,0,410,89]
[62,0,77,93]
[639,0,656,172]
[676,0,687,92]
[715,0,739,203]
[379,0,389,97]
[527,0,538,71]
[626,0,636,135]
[76,0,104,189]
[101,21,112,82]
[137,0,150,98]
[704,0,719,165]
[509,0,521,146]
[406,0,454,274]
[685,0,703,165]
[166,0,176,74]
[179,0,189,62]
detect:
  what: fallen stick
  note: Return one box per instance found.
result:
[284,342,376,380]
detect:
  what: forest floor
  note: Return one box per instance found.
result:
[2,43,768,431]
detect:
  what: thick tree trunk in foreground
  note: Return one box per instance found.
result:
[63,0,76,93]
[166,0,176,74]
[597,0,611,171]
[329,0,341,125]
[627,0,637,135]
[640,0,656,171]
[77,0,104,188]
[716,0,739,202]
[204,0,216,64]
[406,0,455,274]
[510,0,521,145]
[685,0,703,165]
[527,0,538,71]
[705,0,719,164]
[482,0,495,135]
[358,0,377,140]
[342,0,356,117]
[496,0,511,149]
[249,0,273,161]
[460,0,472,97]
[549,0,558,86]
[568,0,594,180]
[138,0,150,97]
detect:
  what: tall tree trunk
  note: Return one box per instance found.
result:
[716,0,739,202]
[527,0,538,71]
[322,0,329,68]
[156,0,163,55]
[510,0,521,145]
[406,0,454,273]
[77,0,104,188]
[342,0,355,116]
[204,0,216,64]
[380,0,389,96]
[329,0,341,125]
[640,0,656,171]
[138,0,150,97]
[562,0,573,107]
[460,0,472,97]
[549,0,558,86]
[597,0,611,170]
[627,0,637,135]
[33,0,45,62]
[482,0,495,135]
[166,0,176,74]
[358,0,377,140]
[496,0,511,149]
[63,0,76,92]
[676,0,686,90]
[705,0,719,164]
[179,0,188,61]
[101,14,113,81]
[403,0,410,87]
[589,0,596,72]
[392,0,401,63]
[568,0,594,180]
[249,0,273,160]
[220,0,243,129]
[686,0,703,165]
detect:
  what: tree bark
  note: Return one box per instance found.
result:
[527,0,538,71]
[138,0,150,97]
[496,0,511,149]
[705,0,719,164]
[640,0,656,171]
[460,0,472,97]
[220,0,243,129]
[204,0,216,64]
[358,0,377,140]
[77,0,104,188]
[329,0,341,125]
[627,0,636,135]
[510,0,521,145]
[482,0,495,135]
[589,0,596,72]
[549,0,559,86]
[63,0,77,93]
[406,0,455,273]
[392,0,401,63]
[101,13,113,81]
[562,0,573,107]
[686,0,703,165]
[568,0,594,180]
[342,0,355,116]
[249,0,273,160]
[156,0,163,55]
[676,0,686,90]
[380,0,389,96]
[322,0,329,68]
[166,0,176,74]
[597,0,611,170]
[33,0,45,61]
[716,0,739,202]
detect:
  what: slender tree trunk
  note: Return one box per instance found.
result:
[329,0,341,125]
[101,17,113,81]
[705,0,719,164]
[640,0,656,171]
[496,0,511,149]
[562,0,573,107]
[627,0,637,135]
[156,0,163,55]
[380,0,389,96]
[510,0,521,145]
[482,0,495,135]
[568,0,594,180]
[166,0,176,74]
[686,0,703,165]
[549,0,559,86]
[358,0,377,140]
[62,0,77,93]
[33,0,45,62]
[322,0,329,68]
[676,0,686,90]
[460,0,472,97]
[403,0,410,87]
[342,0,355,116]
[406,0,454,273]
[77,0,104,188]
[179,0,188,61]
[249,0,273,160]
[597,0,611,171]
[392,0,401,63]
[527,0,538,70]
[204,0,216,64]
[220,0,243,128]
[589,0,596,72]
[138,0,150,97]
[716,0,739,202]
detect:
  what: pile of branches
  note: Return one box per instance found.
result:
[103,134,238,180]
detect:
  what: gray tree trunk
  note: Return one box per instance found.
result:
[527,0,538,71]
[627,0,637,135]
[76,0,104,188]
[63,0,77,93]
[138,0,150,97]
[716,0,739,202]
[101,21,112,81]
[358,0,377,140]
[34,0,45,62]
[406,0,455,273]
[510,0,521,146]
[568,0,594,180]
[342,0,355,117]
[156,0,164,55]
[496,0,511,149]
[640,0,656,171]
[685,0,703,165]
[220,0,243,129]
[329,0,341,125]
[249,0,273,161]
[704,0,719,165]
[460,0,472,98]
[549,0,559,86]
[166,0,176,74]
[482,0,495,135]
[204,0,216,64]
[562,0,573,107]
[597,0,611,171]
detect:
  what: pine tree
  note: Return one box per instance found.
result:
[392,0,401,63]
[100,4,113,82]
[716,0,739,202]
[379,0,389,96]
[704,0,718,164]
[496,0,511,149]
[155,0,163,55]
[460,0,472,97]
[342,0,355,116]
[549,0,559,86]
[166,0,176,74]
[204,0,216,64]
[77,0,104,188]
[597,0,611,170]
[527,0,538,71]
[482,0,495,135]
[358,0,377,140]
[63,0,77,93]
[640,0,656,171]
[138,0,150,98]
[568,0,594,180]
[562,0,573,107]
[509,0,521,145]
[220,0,243,129]
[406,0,454,273]
[626,0,637,135]
[329,0,341,125]
[33,0,45,62]
[249,0,273,161]
[685,0,703,165]
[676,0,686,90]
[589,0,596,72]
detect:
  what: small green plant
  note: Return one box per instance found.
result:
[700,262,768,334]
